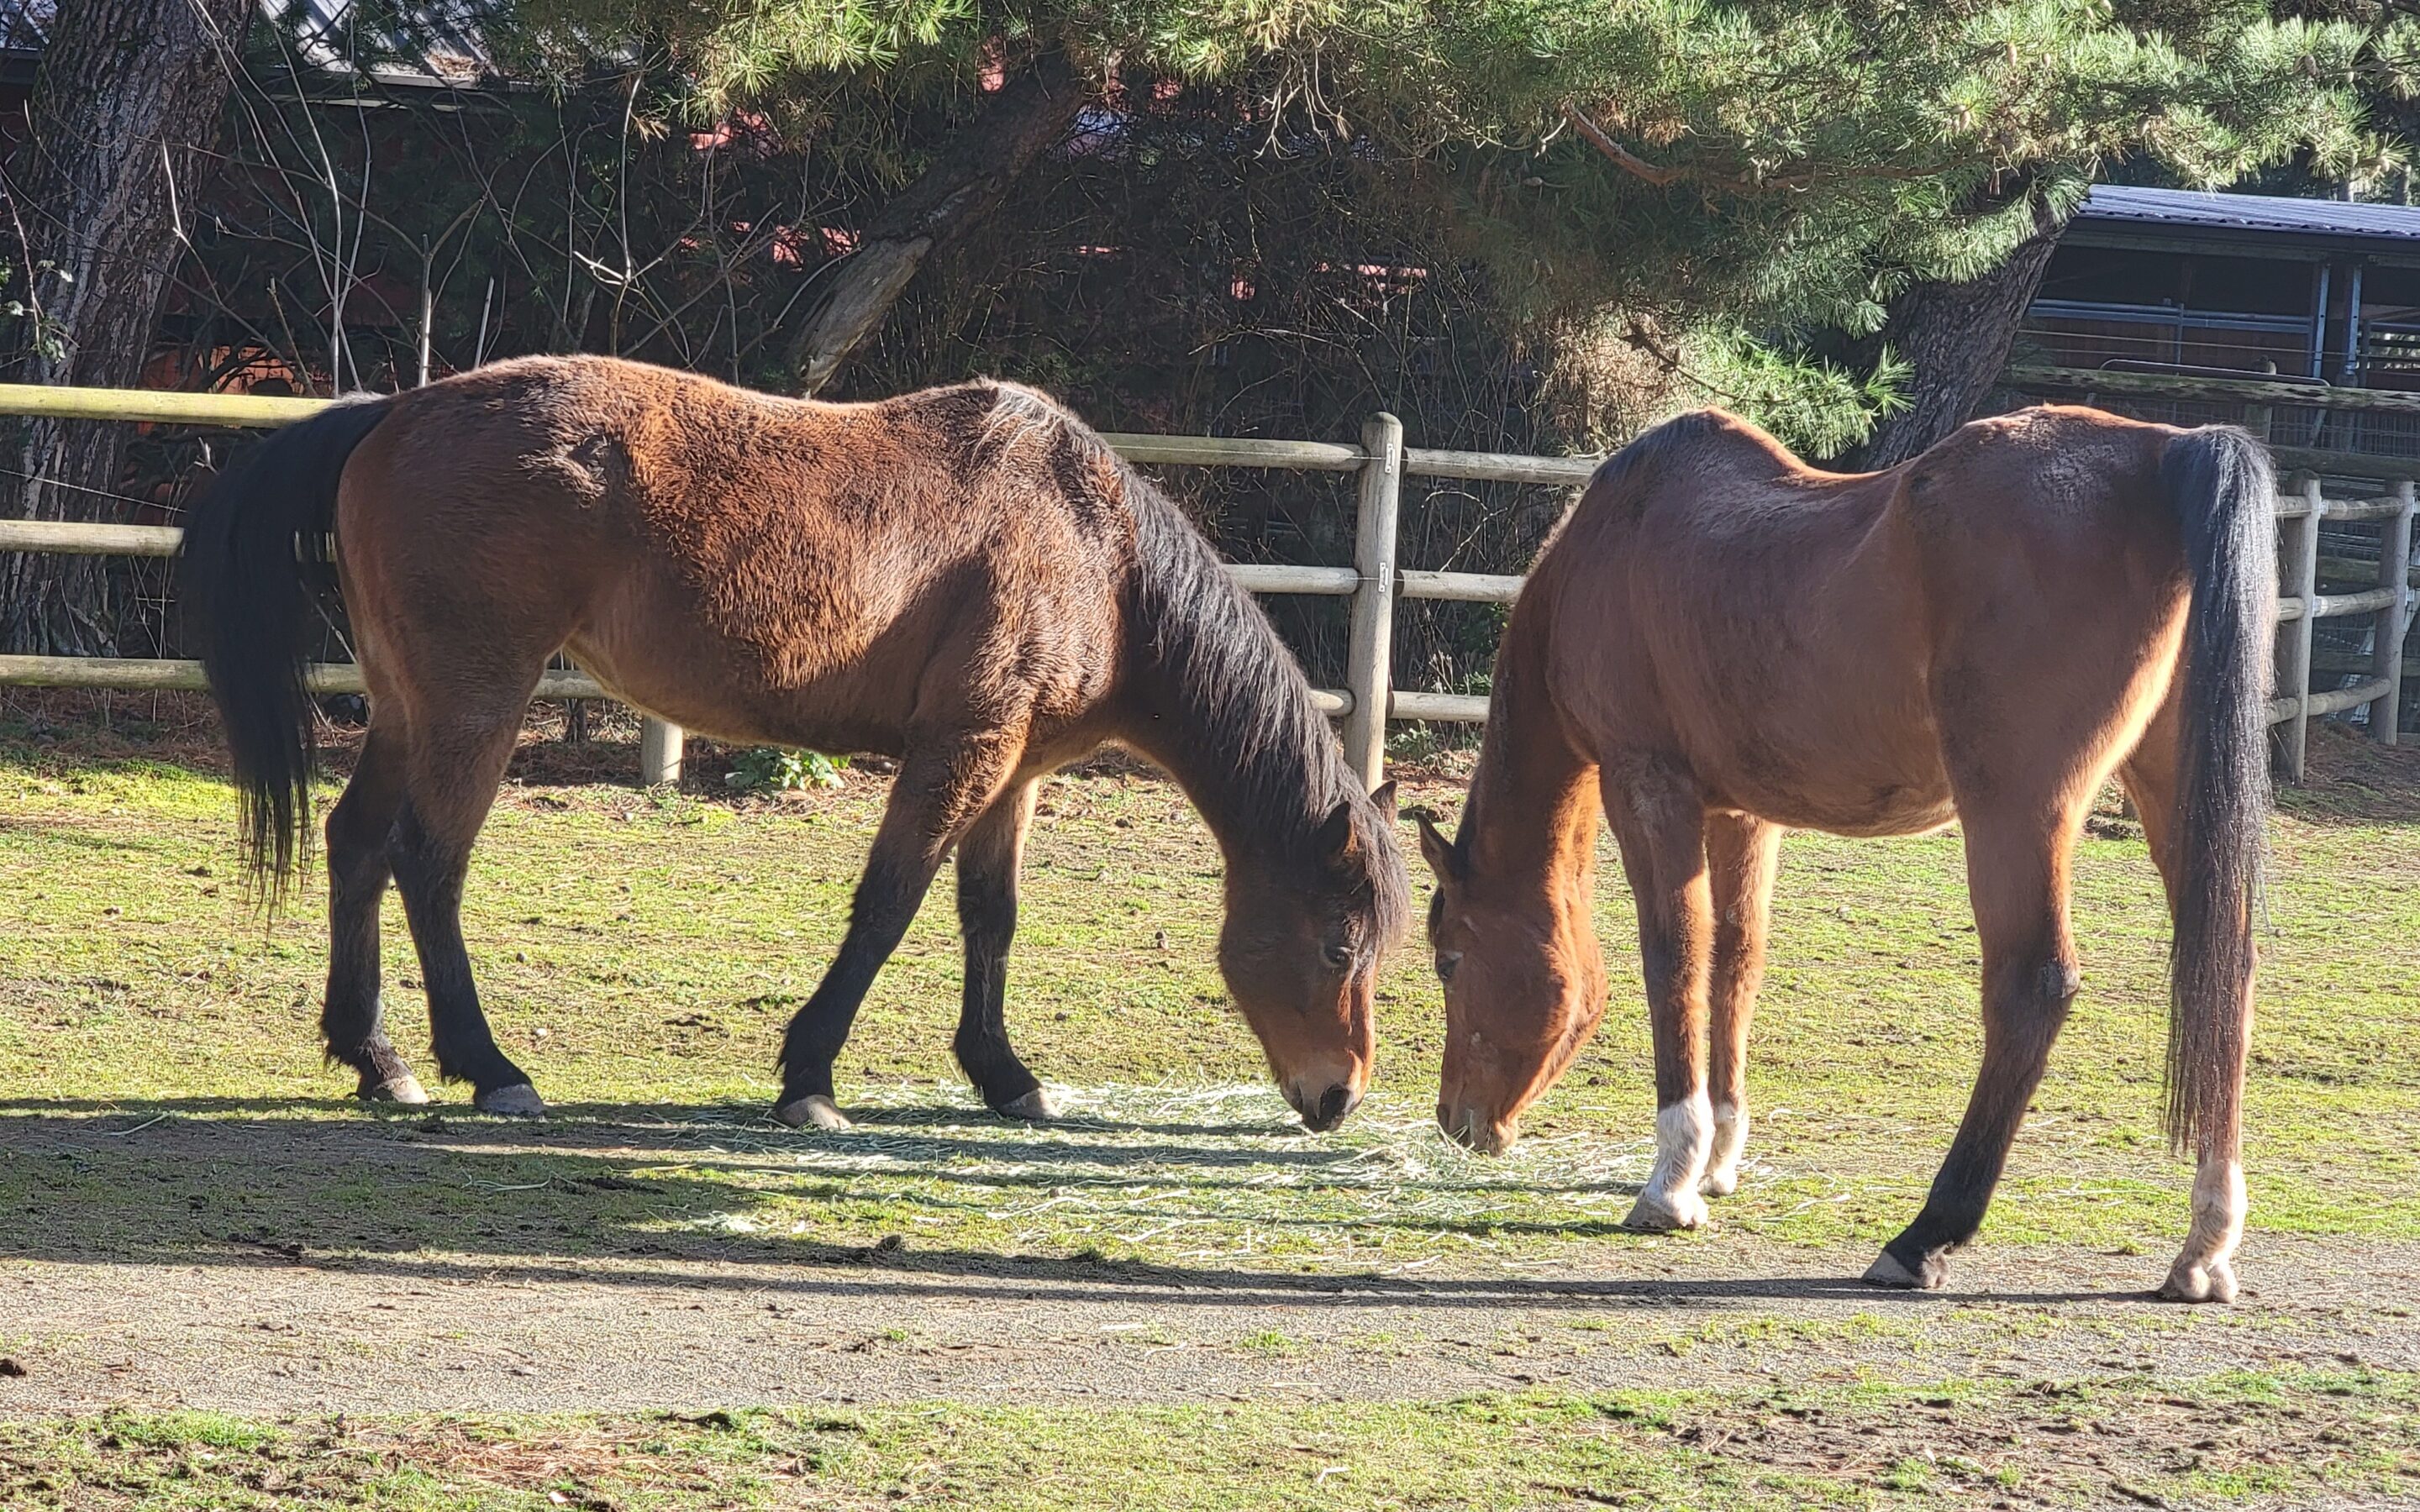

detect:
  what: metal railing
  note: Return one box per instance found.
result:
[1,378,2412,785]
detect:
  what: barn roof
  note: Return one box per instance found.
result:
[2075,184,2420,258]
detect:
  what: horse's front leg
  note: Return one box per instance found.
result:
[953,779,1056,1119]
[1604,764,1716,1231]
[1704,813,1781,1198]
[775,728,1024,1130]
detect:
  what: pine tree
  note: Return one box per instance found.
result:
[0,0,257,654]
[492,0,2410,446]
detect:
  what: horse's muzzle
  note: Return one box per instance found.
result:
[1439,1101,1512,1155]
[1289,1081,1361,1132]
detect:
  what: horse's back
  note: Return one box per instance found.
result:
[332,355,1131,748]
[1528,406,2189,836]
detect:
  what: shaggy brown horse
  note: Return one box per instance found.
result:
[1415,406,2271,1301]
[182,355,1407,1131]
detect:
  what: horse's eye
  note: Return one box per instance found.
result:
[1323,941,1353,970]
[1435,950,1463,981]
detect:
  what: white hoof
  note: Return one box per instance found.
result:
[474,1083,546,1117]
[1623,1187,1708,1232]
[997,1088,1061,1121]
[2160,1255,2238,1304]
[776,1094,851,1131]
[1700,1161,1739,1198]
[368,1074,429,1105]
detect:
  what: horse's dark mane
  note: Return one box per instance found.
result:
[1123,482,1340,815]
[954,381,1406,937]
[1114,448,1408,937]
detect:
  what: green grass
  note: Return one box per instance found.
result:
[4,1370,2414,1509]
[2,712,2415,1273]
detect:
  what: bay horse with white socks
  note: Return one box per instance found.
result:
[1415,406,2271,1301]
[183,355,1407,1131]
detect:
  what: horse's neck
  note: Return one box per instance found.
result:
[1109,507,1349,877]
[1465,608,1599,900]
[1121,696,1336,875]
[1469,741,1599,902]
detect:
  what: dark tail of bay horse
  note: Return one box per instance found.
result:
[182,399,394,893]
[2160,427,2272,1159]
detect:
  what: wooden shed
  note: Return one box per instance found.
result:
[2019,184,2420,457]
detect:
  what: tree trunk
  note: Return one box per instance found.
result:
[787,53,1087,396]
[0,0,254,655]
[1857,197,2066,470]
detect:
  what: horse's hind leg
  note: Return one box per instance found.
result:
[323,721,420,1102]
[387,705,540,1115]
[776,726,1026,1130]
[1604,762,1716,1231]
[2120,698,2245,1302]
[1866,790,2091,1289]
[954,778,1055,1119]
[1704,813,1781,1197]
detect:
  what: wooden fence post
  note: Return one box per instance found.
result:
[640,717,685,788]
[2373,479,2417,745]
[2277,474,2323,783]
[1342,412,1403,790]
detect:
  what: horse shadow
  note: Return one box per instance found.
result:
[0,1098,2144,1312]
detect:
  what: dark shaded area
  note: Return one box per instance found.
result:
[0,1103,2132,1310]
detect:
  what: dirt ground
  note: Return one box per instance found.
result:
[0,1115,2413,1419]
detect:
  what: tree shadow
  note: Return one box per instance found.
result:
[0,1105,2145,1313]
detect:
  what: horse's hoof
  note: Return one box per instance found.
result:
[475,1084,547,1117]
[996,1088,1061,1121]
[2159,1256,2237,1304]
[365,1074,429,1105]
[1861,1248,1944,1290]
[1622,1189,1708,1232]
[1700,1163,1739,1198]
[776,1094,851,1131]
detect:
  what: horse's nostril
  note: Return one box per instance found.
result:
[1315,1084,1355,1129]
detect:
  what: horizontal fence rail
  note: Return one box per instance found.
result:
[0,381,2412,783]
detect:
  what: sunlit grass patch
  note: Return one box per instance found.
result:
[1,722,2417,1274]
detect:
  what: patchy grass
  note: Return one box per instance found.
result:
[3,1369,2415,1509]
[0,706,2417,1277]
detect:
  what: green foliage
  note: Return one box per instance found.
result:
[1386,0,2410,446]
[1672,326,1914,457]
[726,747,847,792]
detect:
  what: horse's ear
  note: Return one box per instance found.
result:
[1316,799,1360,866]
[1410,807,1464,885]
[1370,780,1398,820]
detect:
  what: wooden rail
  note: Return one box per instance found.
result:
[3,381,2412,781]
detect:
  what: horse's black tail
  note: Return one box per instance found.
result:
[181,398,394,898]
[2158,425,2275,1156]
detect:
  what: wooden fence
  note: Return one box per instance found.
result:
[0,378,2410,786]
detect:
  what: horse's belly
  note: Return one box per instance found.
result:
[562,627,915,756]
[1695,720,1956,838]
[1737,779,1958,838]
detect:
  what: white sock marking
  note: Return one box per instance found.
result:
[1704,1099,1749,1196]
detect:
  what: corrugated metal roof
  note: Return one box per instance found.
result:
[2079,184,2420,243]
